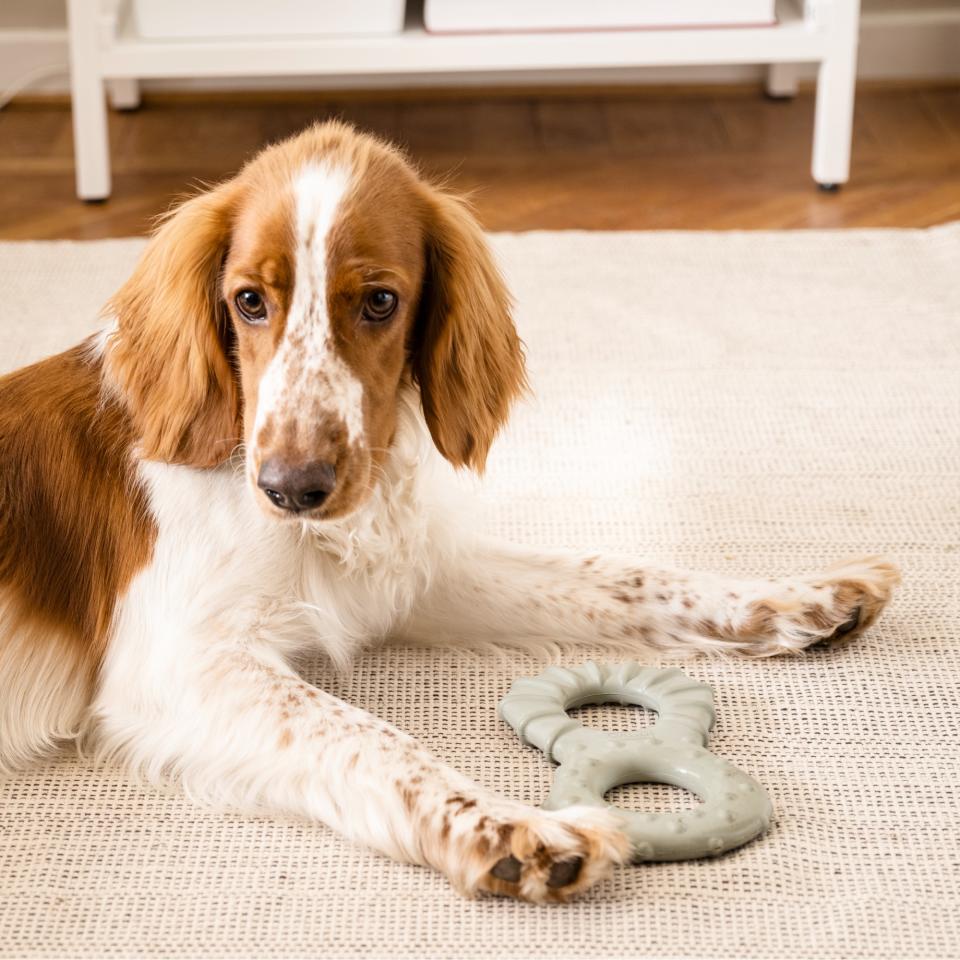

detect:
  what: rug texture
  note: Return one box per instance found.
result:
[1,227,958,960]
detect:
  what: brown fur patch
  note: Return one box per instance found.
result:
[804,604,836,631]
[0,345,156,767]
[743,603,778,636]
[0,345,155,652]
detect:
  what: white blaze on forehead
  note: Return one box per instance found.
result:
[253,163,365,451]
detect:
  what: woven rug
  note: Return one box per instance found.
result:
[1,227,958,960]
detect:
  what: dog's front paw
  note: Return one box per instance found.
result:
[454,805,628,903]
[805,555,901,638]
[741,555,901,655]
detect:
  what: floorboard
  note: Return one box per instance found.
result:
[1,84,958,238]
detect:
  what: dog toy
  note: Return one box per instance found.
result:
[498,661,773,861]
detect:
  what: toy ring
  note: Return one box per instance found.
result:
[498,661,773,861]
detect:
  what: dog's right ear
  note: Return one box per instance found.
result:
[105,179,243,468]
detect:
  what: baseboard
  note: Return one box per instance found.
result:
[2,11,958,100]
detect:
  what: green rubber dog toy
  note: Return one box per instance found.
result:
[498,661,773,861]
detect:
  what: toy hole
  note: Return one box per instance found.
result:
[567,702,656,733]
[605,782,703,814]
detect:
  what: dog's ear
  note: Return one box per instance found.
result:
[106,180,243,468]
[412,188,527,472]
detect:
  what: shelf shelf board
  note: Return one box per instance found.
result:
[99,0,829,80]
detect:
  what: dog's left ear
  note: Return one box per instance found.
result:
[412,187,527,472]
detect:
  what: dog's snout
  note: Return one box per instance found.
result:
[257,458,337,513]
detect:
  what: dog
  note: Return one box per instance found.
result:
[0,122,899,902]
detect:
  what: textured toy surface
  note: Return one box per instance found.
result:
[498,661,773,861]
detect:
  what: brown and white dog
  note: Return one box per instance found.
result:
[0,122,899,902]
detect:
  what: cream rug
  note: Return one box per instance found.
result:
[1,227,958,960]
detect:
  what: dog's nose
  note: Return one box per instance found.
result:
[257,458,337,513]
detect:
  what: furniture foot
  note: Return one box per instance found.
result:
[108,77,141,111]
[765,63,798,100]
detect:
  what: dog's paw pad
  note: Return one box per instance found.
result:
[546,857,584,888]
[468,808,628,903]
[490,855,522,882]
[829,606,862,639]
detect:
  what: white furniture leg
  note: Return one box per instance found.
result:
[67,0,111,201]
[108,77,141,111]
[765,62,799,98]
[811,0,861,189]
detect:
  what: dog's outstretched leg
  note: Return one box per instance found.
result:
[403,539,900,658]
[93,637,627,902]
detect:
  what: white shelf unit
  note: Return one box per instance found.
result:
[67,0,862,200]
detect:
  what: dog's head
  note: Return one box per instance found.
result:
[105,122,525,520]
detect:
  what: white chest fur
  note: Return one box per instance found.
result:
[97,390,459,733]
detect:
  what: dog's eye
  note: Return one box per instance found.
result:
[362,289,398,323]
[235,289,267,323]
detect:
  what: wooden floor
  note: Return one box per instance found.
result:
[1,82,959,238]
